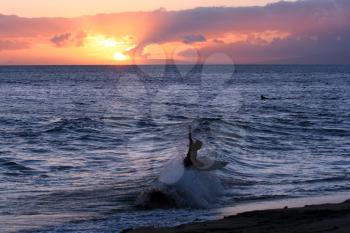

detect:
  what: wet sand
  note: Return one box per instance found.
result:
[126,199,350,233]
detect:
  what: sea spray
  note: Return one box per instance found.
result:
[137,157,224,209]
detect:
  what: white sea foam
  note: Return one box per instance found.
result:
[138,157,224,209]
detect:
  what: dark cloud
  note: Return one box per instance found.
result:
[50,31,87,47]
[145,0,350,63]
[140,0,350,44]
[51,33,72,47]
[194,33,350,64]
[182,34,206,44]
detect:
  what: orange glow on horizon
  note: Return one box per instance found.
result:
[113,52,130,61]
[72,34,135,64]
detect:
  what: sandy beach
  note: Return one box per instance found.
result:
[126,199,350,233]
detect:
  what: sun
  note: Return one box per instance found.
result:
[113,52,130,61]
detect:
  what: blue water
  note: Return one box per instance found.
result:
[0,65,349,232]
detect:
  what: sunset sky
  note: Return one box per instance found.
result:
[1,0,297,17]
[0,0,349,65]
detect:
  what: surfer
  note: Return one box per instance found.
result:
[261,95,268,100]
[183,125,205,168]
[183,125,228,171]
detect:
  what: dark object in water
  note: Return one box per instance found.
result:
[139,190,176,209]
[261,95,268,100]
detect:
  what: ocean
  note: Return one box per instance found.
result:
[0,65,349,232]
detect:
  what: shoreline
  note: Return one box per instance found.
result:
[125,193,350,233]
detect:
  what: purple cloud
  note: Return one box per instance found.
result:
[50,33,72,47]
[50,31,87,47]
[183,34,207,44]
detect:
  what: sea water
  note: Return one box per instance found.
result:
[0,65,349,232]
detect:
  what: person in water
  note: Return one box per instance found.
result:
[261,95,268,100]
[183,126,205,168]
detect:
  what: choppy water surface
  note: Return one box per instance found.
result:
[0,65,349,232]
